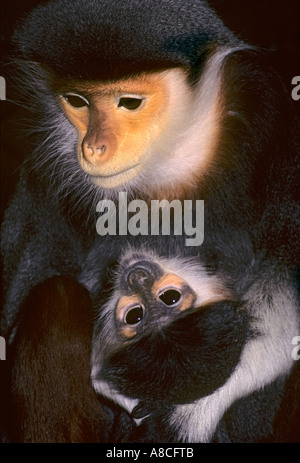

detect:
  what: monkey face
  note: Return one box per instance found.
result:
[115,258,198,340]
[91,250,250,410]
[58,69,192,190]
[56,56,222,198]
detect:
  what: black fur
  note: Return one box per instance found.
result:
[100,301,250,403]
[12,0,237,81]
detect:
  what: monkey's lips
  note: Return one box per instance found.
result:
[88,163,142,189]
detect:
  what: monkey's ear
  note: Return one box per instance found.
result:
[3,276,113,443]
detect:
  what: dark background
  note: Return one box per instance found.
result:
[1,0,300,220]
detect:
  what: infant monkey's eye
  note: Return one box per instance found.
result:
[159,289,181,306]
[62,93,89,108]
[118,97,144,111]
[125,305,144,325]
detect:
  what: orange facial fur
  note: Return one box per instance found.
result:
[116,294,142,322]
[152,273,197,312]
[59,59,225,194]
[152,273,188,297]
[60,72,174,188]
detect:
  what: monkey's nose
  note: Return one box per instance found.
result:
[82,133,118,165]
[128,268,150,286]
[87,144,106,156]
[125,261,161,291]
[82,140,107,163]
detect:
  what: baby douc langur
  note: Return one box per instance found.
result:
[91,249,250,442]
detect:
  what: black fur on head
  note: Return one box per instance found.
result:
[12,0,238,81]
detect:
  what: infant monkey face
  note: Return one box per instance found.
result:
[112,250,234,340]
[91,250,249,407]
[116,256,198,339]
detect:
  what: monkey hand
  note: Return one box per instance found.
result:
[132,401,157,420]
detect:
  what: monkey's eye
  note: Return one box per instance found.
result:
[159,289,181,306]
[124,305,144,325]
[118,96,144,111]
[62,93,89,108]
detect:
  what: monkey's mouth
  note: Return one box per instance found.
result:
[88,163,142,188]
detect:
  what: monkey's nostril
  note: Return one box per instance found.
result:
[82,142,107,163]
[96,145,106,155]
[87,144,94,155]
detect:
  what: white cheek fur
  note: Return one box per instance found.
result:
[138,47,248,194]
[170,276,300,442]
